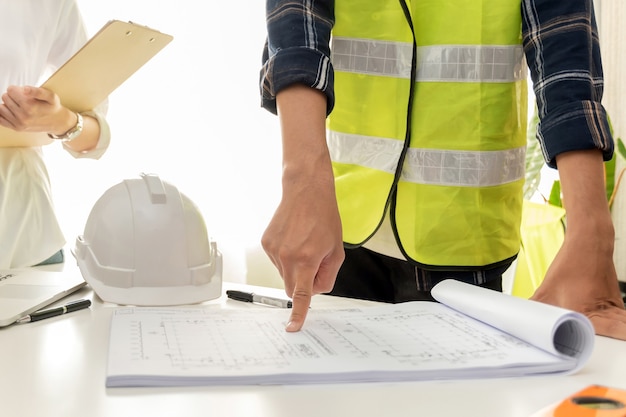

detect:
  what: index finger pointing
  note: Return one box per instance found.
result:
[285,286,312,332]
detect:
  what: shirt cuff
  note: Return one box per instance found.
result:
[538,100,614,168]
[260,47,335,116]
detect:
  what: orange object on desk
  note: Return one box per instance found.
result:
[538,385,626,417]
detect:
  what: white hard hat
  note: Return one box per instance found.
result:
[73,173,222,306]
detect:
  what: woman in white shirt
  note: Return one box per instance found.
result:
[0,0,111,268]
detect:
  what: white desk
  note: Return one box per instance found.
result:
[1,277,625,417]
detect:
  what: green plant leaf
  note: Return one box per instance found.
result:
[617,137,626,160]
[605,154,616,201]
[548,180,562,208]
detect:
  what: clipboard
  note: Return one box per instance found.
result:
[0,20,173,147]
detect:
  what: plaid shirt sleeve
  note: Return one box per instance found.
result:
[522,0,614,168]
[260,0,615,167]
[260,0,335,115]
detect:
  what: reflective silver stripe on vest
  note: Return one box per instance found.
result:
[332,37,414,79]
[332,37,526,82]
[328,131,526,187]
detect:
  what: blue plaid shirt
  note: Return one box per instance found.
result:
[260,0,614,168]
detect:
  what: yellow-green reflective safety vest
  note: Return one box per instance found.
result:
[329,0,527,269]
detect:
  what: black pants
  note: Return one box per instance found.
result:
[327,247,506,303]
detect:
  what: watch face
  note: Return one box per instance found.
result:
[65,127,82,141]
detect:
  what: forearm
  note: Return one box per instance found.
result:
[534,149,625,340]
[277,84,333,187]
[556,149,615,247]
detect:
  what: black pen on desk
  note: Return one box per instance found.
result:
[226,290,292,308]
[16,299,92,324]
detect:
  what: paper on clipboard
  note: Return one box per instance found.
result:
[0,20,173,147]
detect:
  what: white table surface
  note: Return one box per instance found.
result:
[1,268,625,417]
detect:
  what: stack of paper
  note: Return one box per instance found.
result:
[106,280,595,387]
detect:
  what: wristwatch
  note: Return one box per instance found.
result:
[48,112,83,142]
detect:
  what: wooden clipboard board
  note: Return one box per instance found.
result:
[0,20,173,147]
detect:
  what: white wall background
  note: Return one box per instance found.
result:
[45,1,284,285]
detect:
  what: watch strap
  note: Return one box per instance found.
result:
[48,112,83,142]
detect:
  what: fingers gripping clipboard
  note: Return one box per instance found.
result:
[0,20,173,147]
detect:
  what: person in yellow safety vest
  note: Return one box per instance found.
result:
[259,0,626,339]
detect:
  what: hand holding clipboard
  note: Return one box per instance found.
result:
[0,20,173,147]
